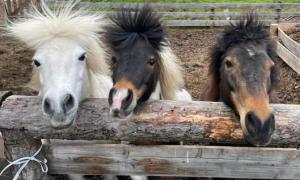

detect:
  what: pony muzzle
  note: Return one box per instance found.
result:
[241,111,275,146]
[42,93,78,129]
[109,87,136,118]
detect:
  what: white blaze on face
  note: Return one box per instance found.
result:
[111,89,129,110]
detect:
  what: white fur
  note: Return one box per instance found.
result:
[7,1,113,179]
[7,0,112,128]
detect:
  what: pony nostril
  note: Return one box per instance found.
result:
[245,112,262,137]
[112,109,120,117]
[43,98,54,116]
[121,89,133,110]
[108,88,116,106]
[264,114,275,135]
[62,94,75,114]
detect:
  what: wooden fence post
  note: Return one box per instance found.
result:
[209,5,215,28]
[0,92,47,180]
[275,2,282,23]
[2,132,47,180]
[0,0,6,25]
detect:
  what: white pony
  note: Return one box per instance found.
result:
[7,1,112,129]
[8,1,113,180]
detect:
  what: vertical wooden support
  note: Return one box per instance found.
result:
[2,132,47,180]
[0,92,47,179]
[270,23,278,38]
[209,5,215,28]
[0,0,7,25]
[275,2,281,23]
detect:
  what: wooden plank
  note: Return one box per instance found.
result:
[278,24,300,59]
[163,20,278,27]
[103,12,300,19]
[45,143,300,179]
[0,96,300,146]
[46,1,300,10]
[0,91,12,106]
[277,41,300,75]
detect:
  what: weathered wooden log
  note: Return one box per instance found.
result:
[0,93,46,180]
[0,96,300,146]
[45,143,300,179]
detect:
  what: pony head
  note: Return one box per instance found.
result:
[105,5,184,118]
[208,14,278,146]
[8,1,109,129]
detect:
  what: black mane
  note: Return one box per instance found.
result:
[105,5,165,50]
[210,13,278,86]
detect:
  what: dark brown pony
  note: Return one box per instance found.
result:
[202,14,279,146]
[105,5,191,119]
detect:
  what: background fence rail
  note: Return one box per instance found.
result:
[3,1,299,26]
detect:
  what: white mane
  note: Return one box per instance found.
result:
[7,1,111,95]
[158,42,185,100]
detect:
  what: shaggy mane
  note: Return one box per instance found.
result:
[210,13,278,90]
[7,0,110,91]
[105,5,184,99]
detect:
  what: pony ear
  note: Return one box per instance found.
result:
[158,44,184,100]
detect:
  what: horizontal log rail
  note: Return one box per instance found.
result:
[0,96,300,146]
[45,143,300,179]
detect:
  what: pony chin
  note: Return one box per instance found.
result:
[48,110,78,129]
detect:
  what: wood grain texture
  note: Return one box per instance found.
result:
[0,96,300,146]
[0,92,46,180]
[277,41,300,75]
[45,143,300,179]
[278,24,300,59]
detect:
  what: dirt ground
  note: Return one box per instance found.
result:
[1,28,300,103]
[284,24,300,44]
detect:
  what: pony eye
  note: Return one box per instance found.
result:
[33,59,41,67]
[225,60,233,68]
[111,56,117,64]
[148,57,155,66]
[78,53,86,61]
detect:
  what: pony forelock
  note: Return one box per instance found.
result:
[7,0,110,91]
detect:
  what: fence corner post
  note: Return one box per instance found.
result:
[0,0,7,26]
[2,131,47,180]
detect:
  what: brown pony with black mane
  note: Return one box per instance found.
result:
[202,14,279,146]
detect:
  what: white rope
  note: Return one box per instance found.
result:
[0,145,48,180]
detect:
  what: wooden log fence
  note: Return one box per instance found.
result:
[272,23,300,75]
[0,92,300,179]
